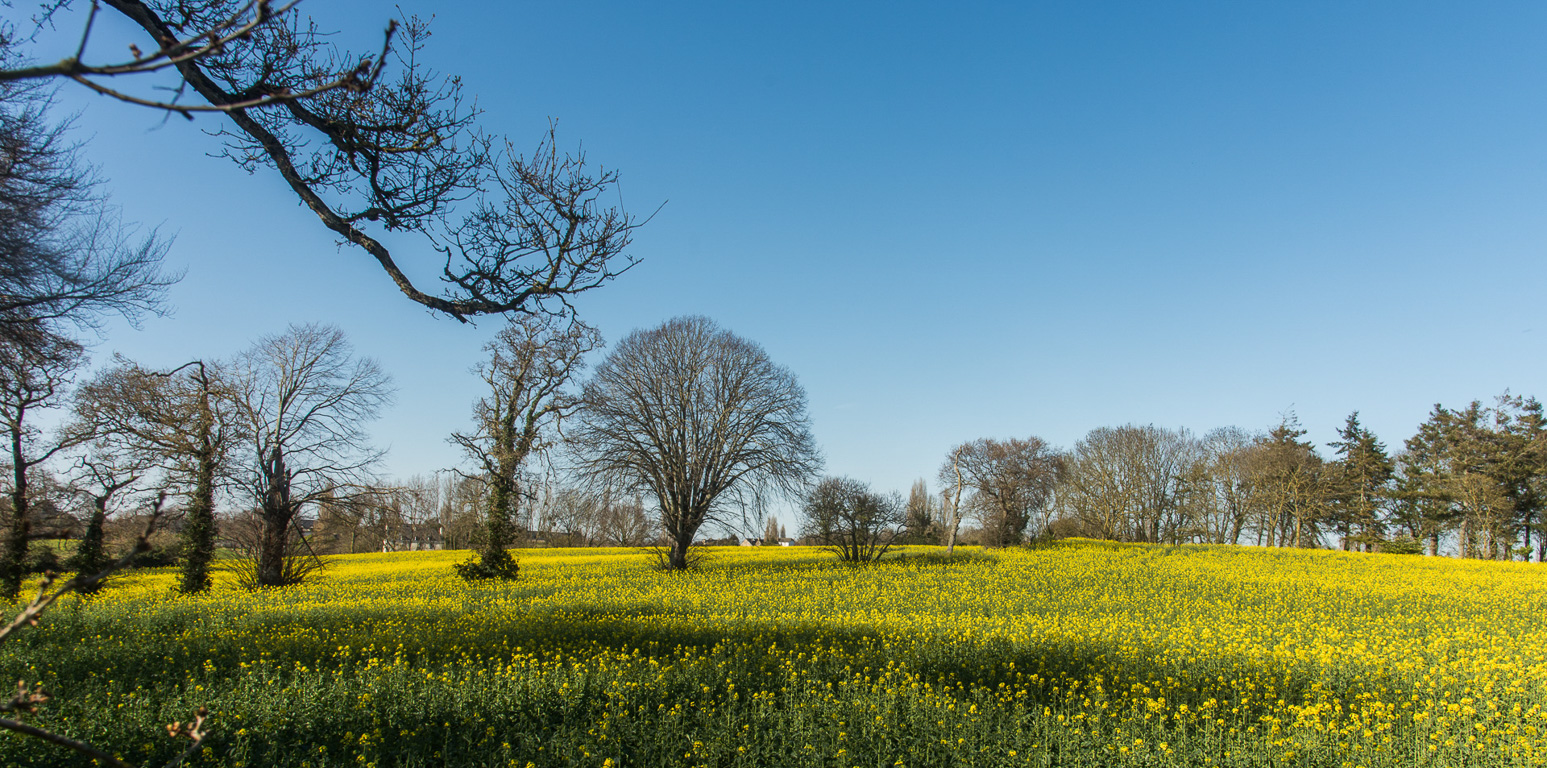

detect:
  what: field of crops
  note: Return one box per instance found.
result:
[2,541,1545,767]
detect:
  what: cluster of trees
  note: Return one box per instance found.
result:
[450,314,820,574]
[885,401,1547,561]
[0,0,646,604]
[0,1,654,762]
[0,323,393,595]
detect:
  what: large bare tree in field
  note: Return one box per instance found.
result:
[940,436,1064,547]
[1,1,642,320]
[572,316,821,570]
[450,316,600,579]
[229,324,391,587]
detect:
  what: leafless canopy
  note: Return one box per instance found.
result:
[939,436,1064,547]
[1058,424,1199,544]
[449,315,600,575]
[227,323,392,586]
[0,77,175,350]
[572,316,821,569]
[802,476,902,564]
[70,356,235,485]
[0,333,89,597]
[449,316,601,520]
[3,1,641,320]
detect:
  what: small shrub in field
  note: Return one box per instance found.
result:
[453,549,519,581]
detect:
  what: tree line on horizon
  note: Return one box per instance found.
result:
[886,398,1547,562]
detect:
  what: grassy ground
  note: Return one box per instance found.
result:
[2,541,1544,767]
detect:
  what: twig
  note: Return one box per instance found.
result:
[0,1,396,118]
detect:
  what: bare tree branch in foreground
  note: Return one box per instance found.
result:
[1,0,393,117]
[4,1,643,320]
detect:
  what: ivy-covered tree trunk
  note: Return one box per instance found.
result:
[477,470,518,576]
[1,428,30,599]
[71,504,109,594]
[179,385,218,593]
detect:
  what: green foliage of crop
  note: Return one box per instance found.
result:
[3,542,1545,767]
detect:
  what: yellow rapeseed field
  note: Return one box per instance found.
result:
[3,540,1544,767]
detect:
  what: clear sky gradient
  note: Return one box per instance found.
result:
[30,1,1547,516]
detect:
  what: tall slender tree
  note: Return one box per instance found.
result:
[450,316,600,579]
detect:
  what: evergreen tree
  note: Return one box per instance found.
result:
[1488,394,1547,561]
[1397,399,1527,559]
[1326,412,1395,552]
[1395,405,1461,555]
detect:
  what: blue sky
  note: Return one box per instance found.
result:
[28,1,1547,516]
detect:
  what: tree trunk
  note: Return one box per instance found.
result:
[178,442,217,593]
[481,471,514,569]
[669,526,693,570]
[2,423,30,599]
[945,450,964,556]
[256,447,293,587]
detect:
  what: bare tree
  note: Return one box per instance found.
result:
[940,436,1064,547]
[0,1,390,113]
[437,472,486,550]
[449,315,599,578]
[228,323,392,587]
[1057,425,1198,544]
[1195,426,1261,545]
[941,447,965,554]
[0,69,176,353]
[593,493,652,547]
[802,476,903,563]
[4,2,642,320]
[71,357,233,591]
[61,435,156,591]
[0,334,90,597]
[572,316,821,570]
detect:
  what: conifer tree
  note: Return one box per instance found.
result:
[1326,412,1395,552]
